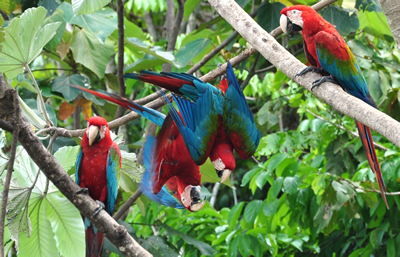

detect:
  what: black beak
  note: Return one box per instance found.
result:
[190,187,201,203]
[287,17,302,33]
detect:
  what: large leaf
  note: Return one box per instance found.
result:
[70,27,114,78]
[121,150,144,183]
[70,8,118,43]
[358,10,393,40]
[0,7,61,78]
[72,0,111,15]
[257,1,285,33]
[175,38,211,67]
[243,200,262,224]
[43,8,66,50]
[126,38,177,66]
[54,146,81,172]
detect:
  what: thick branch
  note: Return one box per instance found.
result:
[207,0,400,148]
[378,0,400,51]
[0,90,151,257]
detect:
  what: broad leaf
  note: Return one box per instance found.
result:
[175,38,211,67]
[0,7,61,78]
[228,202,245,230]
[257,2,285,32]
[70,27,114,78]
[320,6,359,36]
[243,200,262,224]
[54,146,81,172]
[121,150,144,183]
[126,38,176,67]
[52,74,88,102]
[283,176,300,194]
[72,0,111,15]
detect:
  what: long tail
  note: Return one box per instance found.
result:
[355,121,388,208]
[68,85,165,127]
[85,219,104,257]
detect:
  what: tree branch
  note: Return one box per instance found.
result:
[0,88,151,257]
[0,90,19,257]
[207,0,400,148]
[378,0,400,51]
[113,189,142,220]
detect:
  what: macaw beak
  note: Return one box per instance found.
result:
[190,186,206,211]
[217,169,231,183]
[280,14,302,34]
[87,125,100,146]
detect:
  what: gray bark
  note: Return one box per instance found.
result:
[379,0,400,51]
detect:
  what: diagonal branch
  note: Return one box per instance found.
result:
[207,0,400,148]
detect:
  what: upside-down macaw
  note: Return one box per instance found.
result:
[280,5,387,208]
[124,61,261,183]
[69,86,204,211]
[75,116,122,257]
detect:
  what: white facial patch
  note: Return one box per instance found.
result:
[287,9,303,30]
[212,158,225,171]
[99,125,106,140]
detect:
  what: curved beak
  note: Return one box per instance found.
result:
[87,125,100,146]
[217,169,232,183]
[280,14,289,34]
[190,186,206,212]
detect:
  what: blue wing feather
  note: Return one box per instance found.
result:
[106,144,121,215]
[223,61,261,159]
[75,150,83,186]
[140,135,184,209]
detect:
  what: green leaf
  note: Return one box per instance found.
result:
[54,146,81,172]
[0,7,61,78]
[70,27,114,78]
[70,8,118,43]
[255,171,270,190]
[283,176,300,194]
[256,133,281,156]
[369,228,384,248]
[319,6,359,36]
[387,238,395,257]
[243,200,262,224]
[184,0,201,20]
[267,153,288,172]
[44,9,66,50]
[121,150,144,183]
[257,2,285,32]
[45,192,85,257]
[6,186,32,242]
[263,199,279,216]
[19,200,59,257]
[241,166,261,187]
[358,10,393,40]
[17,81,37,93]
[140,235,179,257]
[161,224,215,256]
[227,202,245,230]
[51,74,87,101]
[126,38,176,67]
[175,38,211,67]
[72,0,111,15]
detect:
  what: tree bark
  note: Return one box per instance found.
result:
[378,0,400,51]
[207,0,400,148]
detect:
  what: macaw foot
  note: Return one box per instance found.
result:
[311,76,340,91]
[91,200,105,218]
[295,66,325,78]
[76,188,89,195]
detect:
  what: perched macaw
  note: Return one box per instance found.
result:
[75,116,122,257]
[280,5,387,208]
[141,115,205,211]
[69,86,204,211]
[124,61,261,183]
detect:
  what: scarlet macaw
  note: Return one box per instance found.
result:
[124,61,261,183]
[75,116,122,257]
[280,5,387,208]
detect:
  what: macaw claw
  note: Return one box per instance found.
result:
[311,76,340,91]
[91,200,105,218]
[76,188,89,195]
[295,66,325,78]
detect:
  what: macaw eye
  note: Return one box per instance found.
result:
[292,10,297,13]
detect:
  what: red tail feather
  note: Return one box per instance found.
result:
[356,121,388,209]
[136,74,193,94]
[85,225,104,257]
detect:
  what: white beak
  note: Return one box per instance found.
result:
[280,14,288,34]
[87,125,99,146]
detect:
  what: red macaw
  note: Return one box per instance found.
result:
[280,5,387,208]
[75,116,122,257]
[69,86,203,211]
[124,61,261,183]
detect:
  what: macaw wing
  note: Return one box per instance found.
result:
[223,61,261,159]
[68,85,166,127]
[159,87,219,165]
[314,31,376,107]
[75,149,83,186]
[140,135,184,209]
[106,143,122,215]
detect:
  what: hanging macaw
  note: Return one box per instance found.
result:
[124,61,261,183]
[141,115,205,211]
[75,116,122,257]
[280,5,387,208]
[69,86,204,211]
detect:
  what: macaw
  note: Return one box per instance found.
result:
[124,61,261,183]
[75,116,122,257]
[69,86,204,211]
[280,5,387,208]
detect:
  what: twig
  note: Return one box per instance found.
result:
[240,53,260,89]
[231,173,237,205]
[114,0,127,122]
[209,182,220,207]
[113,189,142,220]
[0,90,20,257]
[254,64,275,74]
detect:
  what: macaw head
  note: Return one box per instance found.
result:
[180,185,206,212]
[210,148,235,184]
[84,116,111,146]
[280,5,317,34]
